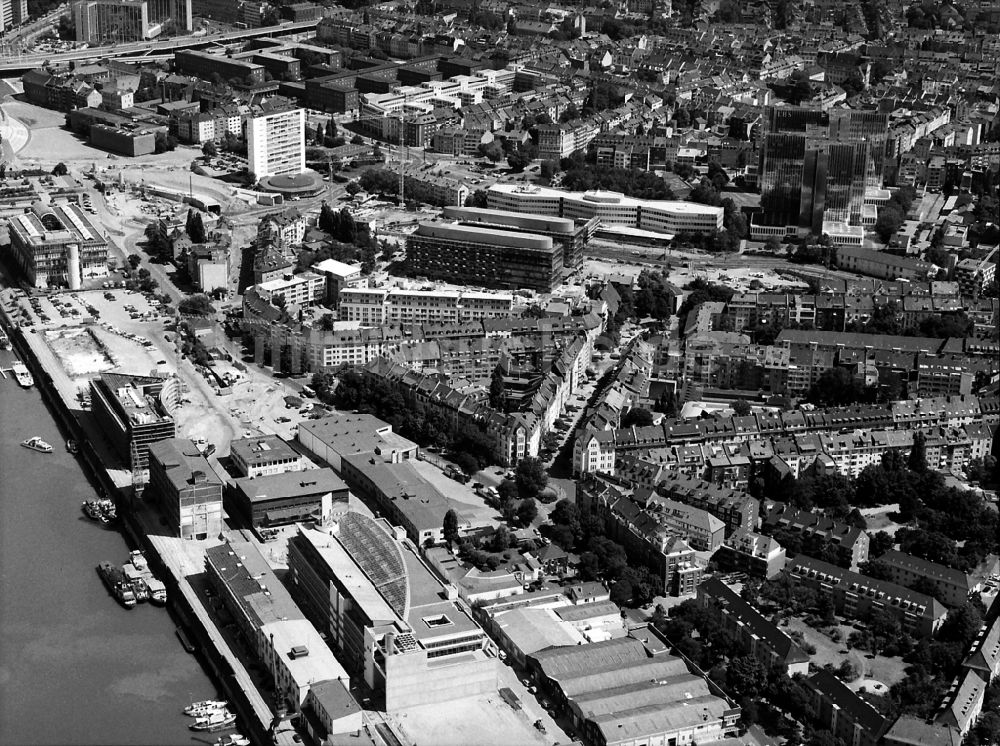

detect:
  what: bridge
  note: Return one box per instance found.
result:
[0,19,321,75]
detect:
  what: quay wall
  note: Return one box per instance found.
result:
[1,316,283,746]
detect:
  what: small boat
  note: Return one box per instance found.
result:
[11,361,33,388]
[0,328,10,349]
[189,710,236,732]
[176,627,196,654]
[82,498,116,523]
[185,700,228,715]
[186,703,228,718]
[96,561,136,609]
[215,735,250,746]
[66,439,79,454]
[21,436,53,453]
[145,576,168,605]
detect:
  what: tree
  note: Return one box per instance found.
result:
[517,497,538,527]
[443,508,459,545]
[350,135,364,146]
[478,141,504,162]
[874,204,905,243]
[465,190,488,208]
[610,577,633,606]
[201,141,218,158]
[154,132,177,154]
[507,150,530,172]
[51,162,68,176]
[539,160,558,180]
[726,655,768,699]
[489,367,506,412]
[732,400,752,416]
[127,254,142,270]
[621,408,654,427]
[314,123,325,146]
[909,431,928,473]
[178,294,215,316]
[515,457,548,497]
[186,210,206,243]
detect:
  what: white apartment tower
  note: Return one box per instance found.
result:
[246,106,306,179]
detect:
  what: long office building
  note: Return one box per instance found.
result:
[439,206,598,270]
[247,104,306,179]
[287,514,498,712]
[174,49,265,86]
[8,200,109,289]
[406,222,564,292]
[486,184,724,236]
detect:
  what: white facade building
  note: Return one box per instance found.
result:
[487,184,724,236]
[247,106,306,179]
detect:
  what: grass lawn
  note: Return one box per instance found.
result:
[784,616,908,689]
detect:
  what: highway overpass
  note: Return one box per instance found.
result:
[0,19,320,75]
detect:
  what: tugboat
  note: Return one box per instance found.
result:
[189,710,236,732]
[21,436,53,453]
[96,562,137,609]
[81,498,117,523]
[66,439,80,454]
[11,360,33,388]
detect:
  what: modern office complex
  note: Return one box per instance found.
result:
[147,438,224,540]
[406,222,564,292]
[486,184,724,236]
[287,514,498,712]
[757,106,889,235]
[439,206,598,270]
[246,104,306,179]
[7,201,109,289]
[89,372,178,471]
[73,0,192,43]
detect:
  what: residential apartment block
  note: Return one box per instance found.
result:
[697,577,811,676]
[246,104,306,178]
[787,556,947,638]
[337,287,514,326]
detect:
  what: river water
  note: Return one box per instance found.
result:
[0,354,219,746]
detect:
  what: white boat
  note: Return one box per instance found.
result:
[0,328,10,349]
[184,700,228,715]
[11,361,33,388]
[189,710,236,732]
[215,735,250,746]
[21,436,53,453]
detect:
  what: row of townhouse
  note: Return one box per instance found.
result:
[241,287,602,374]
[761,502,870,570]
[722,290,998,335]
[356,334,591,465]
[579,480,703,597]
[573,393,998,476]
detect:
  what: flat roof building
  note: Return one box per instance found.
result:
[287,515,498,712]
[229,468,349,528]
[406,221,564,292]
[148,438,223,540]
[229,434,307,478]
[297,413,418,472]
[90,371,177,472]
[247,103,306,179]
[486,184,724,236]
[8,200,110,288]
[205,538,358,719]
